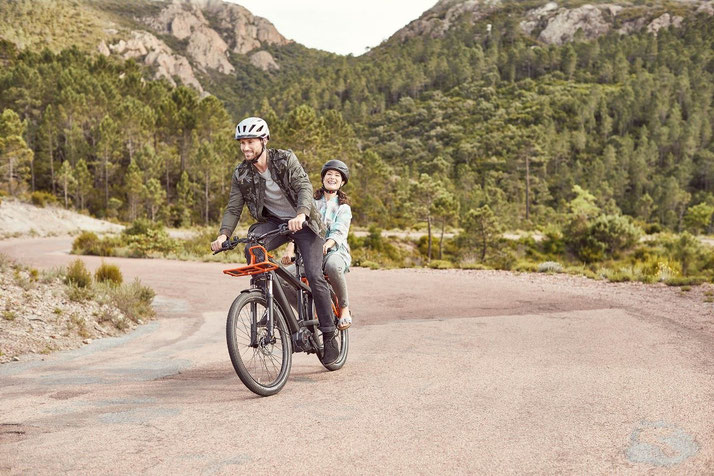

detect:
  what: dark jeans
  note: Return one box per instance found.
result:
[246,218,335,333]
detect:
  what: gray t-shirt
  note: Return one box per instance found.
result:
[259,169,296,220]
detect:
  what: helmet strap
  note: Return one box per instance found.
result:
[248,139,267,163]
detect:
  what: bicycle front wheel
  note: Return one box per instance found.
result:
[226,290,292,396]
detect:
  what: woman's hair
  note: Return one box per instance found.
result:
[314,187,350,205]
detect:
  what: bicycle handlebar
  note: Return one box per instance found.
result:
[213,223,293,255]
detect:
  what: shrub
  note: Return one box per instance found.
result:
[540,227,565,257]
[643,222,662,234]
[664,276,705,286]
[30,191,58,207]
[66,283,94,302]
[589,214,642,255]
[427,259,453,269]
[660,232,706,276]
[123,218,162,236]
[109,278,155,323]
[538,261,564,273]
[123,227,176,257]
[94,262,123,286]
[564,213,642,262]
[459,262,491,270]
[513,260,538,272]
[72,231,101,255]
[64,259,92,288]
[683,203,714,234]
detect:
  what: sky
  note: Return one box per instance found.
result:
[231,1,438,56]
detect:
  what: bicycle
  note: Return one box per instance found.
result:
[214,224,349,396]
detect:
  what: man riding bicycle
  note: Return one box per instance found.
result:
[210,117,340,364]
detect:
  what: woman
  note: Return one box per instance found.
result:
[282,159,353,330]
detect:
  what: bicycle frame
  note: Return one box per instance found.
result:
[221,229,324,353]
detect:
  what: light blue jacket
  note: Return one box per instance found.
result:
[316,195,352,271]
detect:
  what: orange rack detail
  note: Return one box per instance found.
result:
[223,245,278,277]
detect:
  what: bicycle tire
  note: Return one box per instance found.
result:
[317,286,349,371]
[226,290,292,396]
[321,327,349,371]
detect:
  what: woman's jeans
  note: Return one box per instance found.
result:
[281,253,349,315]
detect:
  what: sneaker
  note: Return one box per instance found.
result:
[337,311,352,330]
[321,331,339,364]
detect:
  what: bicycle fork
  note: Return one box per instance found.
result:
[251,274,276,347]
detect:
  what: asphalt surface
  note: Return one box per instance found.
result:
[0,237,712,474]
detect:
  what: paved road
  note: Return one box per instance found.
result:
[0,237,712,474]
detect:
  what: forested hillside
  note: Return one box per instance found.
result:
[1,0,714,274]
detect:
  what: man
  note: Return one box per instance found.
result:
[211,117,340,364]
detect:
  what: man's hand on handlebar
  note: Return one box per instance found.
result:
[287,213,306,233]
[211,234,228,252]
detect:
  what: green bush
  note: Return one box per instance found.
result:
[643,222,662,234]
[109,278,155,322]
[664,276,706,286]
[64,259,92,288]
[513,260,538,272]
[30,191,57,207]
[123,227,176,258]
[123,218,162,236]
[540,227,565,257]
[660,232,707,276]
[72,231,103,255]
[66,283,94,302]
[427,259,453,269]
[94,262,123,286]
[564,214,642,262]
[589,215,642,255]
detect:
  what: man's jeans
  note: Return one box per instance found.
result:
[246,218,335,333]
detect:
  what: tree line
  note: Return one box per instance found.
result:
[2,12,714,266]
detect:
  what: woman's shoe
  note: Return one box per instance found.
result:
[337,310,352,330]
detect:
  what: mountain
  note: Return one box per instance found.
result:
[3,0,711,99]
[0,0,292,94]
[390,0,714,44]
[2,0,714,240]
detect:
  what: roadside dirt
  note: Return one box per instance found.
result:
[0,199,122,237]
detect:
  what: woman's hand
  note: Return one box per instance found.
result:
[323,239,336,255]
[281,242,295,265]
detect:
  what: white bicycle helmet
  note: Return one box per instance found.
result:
[234,117,270,141]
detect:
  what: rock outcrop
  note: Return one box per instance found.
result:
[697,1,714,15]
[393,0,709,48]
[538,4,612,45]
[647,13,684,34]
[144,1,234,74]
[249,50,279,71]
[392,0,502,41]
[197,0,290,54]
[142,0,288,72]
[105,31,203,92]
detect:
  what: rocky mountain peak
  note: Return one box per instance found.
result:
[392,0,714,45]
[393,0,502,41]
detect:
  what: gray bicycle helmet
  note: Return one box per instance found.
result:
[321,159,349,184]
[234,117,270,140]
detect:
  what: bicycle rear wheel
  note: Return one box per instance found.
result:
[320,328,349,371]
[226,290,292,396]
[317,286,349,371]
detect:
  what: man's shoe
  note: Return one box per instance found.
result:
[322,331,339,364]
